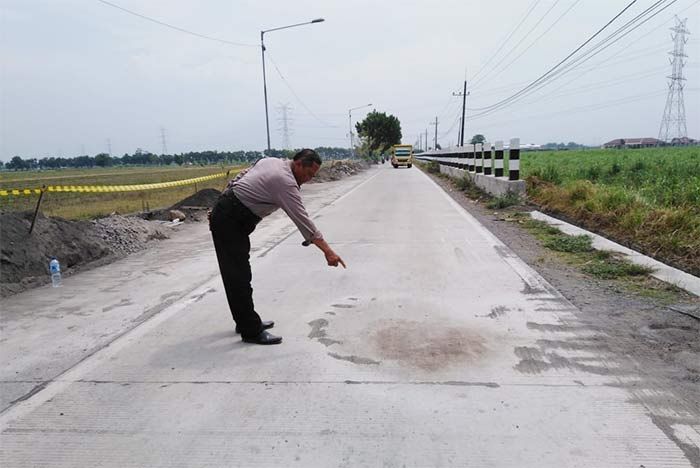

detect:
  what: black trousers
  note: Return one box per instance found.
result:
[209,191,263,338]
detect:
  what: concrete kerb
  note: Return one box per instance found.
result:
[531,210,700,297]
[430,161,526,197]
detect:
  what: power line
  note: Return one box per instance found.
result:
[472,37,698,100]
[472,0,582,90]
[439,113,461,140]
[468,0,682,119]
[539,0,681,83]
[469,0,641,114]
[94,0,257,47]
[470,0,542,83]
[265,52,338,129]
[475,90,669,129]
[491,67,665,114]
[471,0,564,89]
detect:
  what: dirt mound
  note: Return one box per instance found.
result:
[1,211,171,297]
[1,163,366,297]
[171,188,221,209]
[311,159,369,183]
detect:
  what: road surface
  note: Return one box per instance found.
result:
[1,163,698,467]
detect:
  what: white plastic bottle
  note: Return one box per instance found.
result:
[49,257,62,288]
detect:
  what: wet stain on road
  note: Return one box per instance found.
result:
[327,352,380,365]
[513,346,614,375]
[371,319,487,371]
[526,321,599,333]
[190,288,216,303]
[102,299,133,313]
[318,338,343,347]
[307,319,329,339]
[481,305,509,319]
[160,291,182,301]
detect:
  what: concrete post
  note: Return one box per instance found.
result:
[475,143,483,174]
[483,142,492,175]
[494,141,504,177]
[509,138,520,180]
[467,144,475,172]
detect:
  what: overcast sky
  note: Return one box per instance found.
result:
[1,0,698,160]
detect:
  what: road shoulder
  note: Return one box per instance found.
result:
[419,166,700,414]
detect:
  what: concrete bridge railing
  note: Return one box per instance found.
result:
[417,138,525,197]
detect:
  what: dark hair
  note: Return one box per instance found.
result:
[293,149,322,167]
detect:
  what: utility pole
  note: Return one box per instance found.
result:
[160,127,168,155]
[457,117,462,146]
[430,117,439,150]
[659,16,690,143]
[452,80,468,146]
[425,128,429,150]
[106,138,112,157]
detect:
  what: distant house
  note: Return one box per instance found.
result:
[602,137,661,149]
[670,136,698,146]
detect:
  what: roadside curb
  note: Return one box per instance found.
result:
[531,210,700,298]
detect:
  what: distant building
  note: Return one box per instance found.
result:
[602,137,661,149]
[670,136,698,146]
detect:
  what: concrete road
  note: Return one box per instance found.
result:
[1,164,698,467]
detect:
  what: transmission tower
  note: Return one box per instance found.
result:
[276,104,293,149]
[658,16,690,143]
[160,127,168,155]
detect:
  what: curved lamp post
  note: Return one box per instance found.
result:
[261,18,324,155]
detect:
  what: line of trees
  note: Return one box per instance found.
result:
[0,147,354,171]
[541,142,589,149]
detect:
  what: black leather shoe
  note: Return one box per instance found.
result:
[235,320,274,334]
[242,330,282,345]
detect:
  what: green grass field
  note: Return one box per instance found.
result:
[0,165,243,219]
[520,146,699,275]
[522,147,700,209]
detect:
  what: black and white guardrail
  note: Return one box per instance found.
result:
[417,138,521,181]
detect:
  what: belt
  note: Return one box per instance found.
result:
[211,190,261,234]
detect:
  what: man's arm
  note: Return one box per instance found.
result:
[312,238,346,269]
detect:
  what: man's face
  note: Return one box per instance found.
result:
[292,160,320,185]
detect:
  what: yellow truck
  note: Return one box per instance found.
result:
[391,144,413,168]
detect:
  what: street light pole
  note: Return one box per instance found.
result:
[348,103,372,158]
[260,31,271,154]
[261,18,324,156]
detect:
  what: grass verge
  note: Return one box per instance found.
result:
[514,215,686,300]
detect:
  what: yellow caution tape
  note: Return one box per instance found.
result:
[0,171,231,197]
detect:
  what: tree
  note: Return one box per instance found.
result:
[94,153,113,167]
[470,134,486,144]
[355,111,402,155]
[6,156,29,171]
